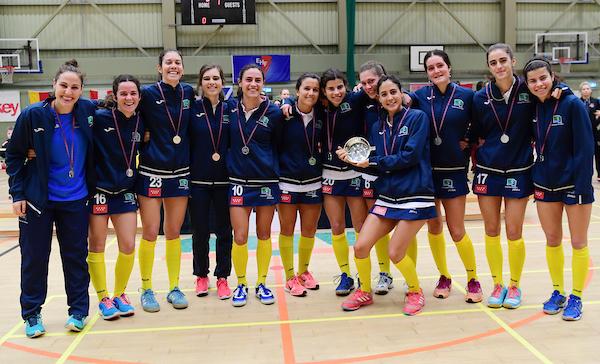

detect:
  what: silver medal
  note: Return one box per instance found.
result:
[500,133,510,144]
[68,168,74,178]
[434,136,442,146]
[328,152,333,161]
[538,155,544,162]
[126,168,134,177]
[308,157,316,166]
[241,146,250,155]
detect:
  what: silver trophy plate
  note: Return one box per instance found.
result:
[344,137,372,164]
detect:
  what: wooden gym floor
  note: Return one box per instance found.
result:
[0,173,598,364]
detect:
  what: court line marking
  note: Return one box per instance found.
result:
[273,258,296,364]
[2,342,143,364]
[56,314,101,364]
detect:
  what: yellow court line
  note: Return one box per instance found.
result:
[56,314,101,364]
[0,321,24,346]
[453,282,552,364]
[8,300,600,339]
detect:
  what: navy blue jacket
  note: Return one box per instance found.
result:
[138,81,194,177]
[581,97,600,137]
[227,98,283,186]
[6,97,96,215]
[279,105,324,186]
[189,97,232,187]
[471,77,534,175]
[533,89,594,195]
[367,107,434,204]
[93,108,144,194]
[411,83,473,171]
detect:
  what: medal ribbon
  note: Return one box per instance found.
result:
[112,109,140,172]
[51,106,75,177]
[485,78,520,138]
[298,106,316,158]
[202,100,224,156]
[325,109,338,154]
[535,99,561,158]
[156,82,184,139]
[236,97,270,151]
[382,107,411,156]
[430,84,456,141]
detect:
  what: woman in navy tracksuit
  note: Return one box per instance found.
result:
[7,59,95,337]
[228,64,283,307]
[524,58,594,321]
[277,73,324,297]
[471,43,534,310]
[407,50,483,303]
[189,64,233,300]
[337,75,435,315]
[579,81,600,180]
[136,49,194,312]
[87,75,143,321]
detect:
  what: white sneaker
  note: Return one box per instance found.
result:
[374,272,394,295]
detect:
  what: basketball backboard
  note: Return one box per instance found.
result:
[534,32,588,65]
[0,38,42,74]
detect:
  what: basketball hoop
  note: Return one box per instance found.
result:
[0,66,15,84]
[559,57,572,74]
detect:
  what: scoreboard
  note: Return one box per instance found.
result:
[182,0,256,25]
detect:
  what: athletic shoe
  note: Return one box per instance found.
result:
[166,287,188,309]
[465,279,483,303]
[195,276,209,297]
[503,286,522,309]
[402,281,409,295]
[562,294,583,321]
[232,284,248,307]
[374,272,394,295]
[542,290,566,315]
[341,289,373,311]
[334,273,355,296]
[98,297,120,320]
[65,314,87,332]
[255,283,276,305]
[298,271,320,290]
[433,275,452,299]
[404,289,425,316]
[140,288,160,313]
[285,275,307,297]
[216,278,232,300]
[487,284,507,308]
[24,313,45,338]
[113,294,135,317]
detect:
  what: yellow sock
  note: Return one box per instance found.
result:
[256,238,272,285]
[297,235,315,274]
[455,233,477,281]
[394,255,420,292]
[407,236,418,267]
[572,246,589,298]
[232,243,248,285]
[374,234,390,274]
[355,256,372,292]
[87,251,108,300]
[138,239,156,290]
[114,251,135,297]
[508,238,525,287]
[165,238,182,290]
[485,234,503,285]
[545,244,564,293]
[279,234,295,280]
[332,232,351,275]
[428,232,450,278]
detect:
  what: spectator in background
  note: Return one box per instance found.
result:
[579,81,600,181]
[0,126,13,167]
[476,81,485,91]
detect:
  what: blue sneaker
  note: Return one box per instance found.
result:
[24,313,45,338]
[255,283,275,305]
[543,290,566,315]
[113,294,135,317]
[487,283,507,308]
[562,294,583,321]
[232,284,248,307]
[65,314,87,332]
[140,288,160,313]
[98,297,120,320]
[503,286,522,309]
[166,287,188,309]
[335,273,355,296]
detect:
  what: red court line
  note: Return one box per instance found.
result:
[2,342,140,364]
[273,259,297,364]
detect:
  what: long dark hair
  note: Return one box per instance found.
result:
[197,64,226,100]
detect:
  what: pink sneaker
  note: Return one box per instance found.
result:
[195,276,209,297]
[465,278,483,303]
[404,289,425,316]
[285,276,307,297]
[433,275,452,299]
[298,271,320,290]
[216,278,231,300]
[341,289,373,311]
